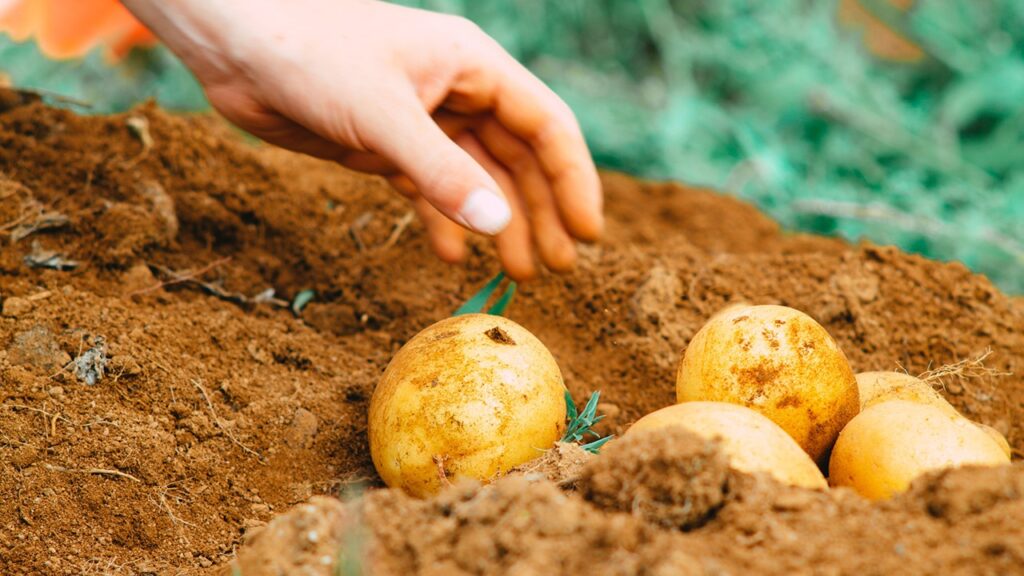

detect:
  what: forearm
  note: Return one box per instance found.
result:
[125,0,343,85]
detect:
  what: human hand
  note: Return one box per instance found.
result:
[122,0,603,280]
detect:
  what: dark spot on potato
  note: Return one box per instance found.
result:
[485,326,516,345]
[732,315,750,324]
[737,362,784,394]
[774,319,786,326]
[776,394,802,409]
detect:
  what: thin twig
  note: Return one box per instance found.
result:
[156,482,198,539]
[379,211,415,250]
[44,463,141,482]
[26,290,52,301]
[89,468,142,482]
[128,257,230,297]
[6,404,71,436]
[349,212,373,252]
[193,379,264,463]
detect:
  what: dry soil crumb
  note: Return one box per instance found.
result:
[580,427,730,529]
[508,441,593,488]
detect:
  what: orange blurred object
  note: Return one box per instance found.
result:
[0,0,156,60]
[837,0,924,63]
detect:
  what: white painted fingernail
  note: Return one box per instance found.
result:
[456,188,511,236]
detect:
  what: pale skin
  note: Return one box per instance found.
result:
[121,0,604,281]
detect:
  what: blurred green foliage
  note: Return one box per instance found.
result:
[2,0,1021,293]
[0,39,203,112]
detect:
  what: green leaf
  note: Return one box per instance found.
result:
[561,390,611,453]
[564,390,578,421]
[487,281,517,315]
[291,289,316,315]
[454,272,517,316]
[581,435,614,454]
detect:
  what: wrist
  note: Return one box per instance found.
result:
[120,0,251,83]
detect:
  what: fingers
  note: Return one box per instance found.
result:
[356,91,512,237]
[446,46,604,242]
[493,63,603,242]
[413,194,468,264]
[473,118,577,273]
[454,133,537,281]
[389,174,466,262]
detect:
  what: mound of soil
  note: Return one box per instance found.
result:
[236,429,1024,576]
[1,90,1022,574]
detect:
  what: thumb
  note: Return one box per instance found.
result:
[359,100,511,236]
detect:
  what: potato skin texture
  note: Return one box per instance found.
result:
[676,305,859,465]
[855,371,958,416]
[829,400,1010,500]
[627,401,828,490]
[369,314,566,498]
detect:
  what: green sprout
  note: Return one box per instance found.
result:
[291,289,316,316]
[454,272,516,316]
[562,390,613,454]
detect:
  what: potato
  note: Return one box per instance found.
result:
[369,314,566,497]
[855,372,1012,458]
[975,422,1012,459]
[627,401,828,489]
[829,400,1010,500]
[855,371,958,416]
[676,305,859,465]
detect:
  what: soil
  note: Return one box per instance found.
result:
[1,90,1022,575]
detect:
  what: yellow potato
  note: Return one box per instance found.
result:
[829,400,1010,500]
[627,401,828,489]
[974,422,1012,459]
[855,371,958,416]
[369,314,566,497]
[676,305,859,465]
[855,372,1012,458]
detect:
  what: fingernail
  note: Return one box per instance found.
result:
[456,188,511,235]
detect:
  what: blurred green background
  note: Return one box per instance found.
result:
[2,0,1022,293]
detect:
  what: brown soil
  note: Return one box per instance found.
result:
[236,429,1024,576]
[1,91,1022,575]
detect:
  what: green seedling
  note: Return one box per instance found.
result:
[562,390,613,454]
[291,289,316,315]
[454,272,516,316]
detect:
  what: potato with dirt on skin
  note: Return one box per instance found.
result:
[369,314,566,498]
[829,400,1010,500]
[627,401,828,490]
[856,371,1012,458]
[676,304,859,465]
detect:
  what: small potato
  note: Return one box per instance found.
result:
[855,371,958,416]
[676,305,859,465]
[627,401,827,490]
[829,400,1010,500]
[369,314,566,497]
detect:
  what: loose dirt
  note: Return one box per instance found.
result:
[1,91,1022,575]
